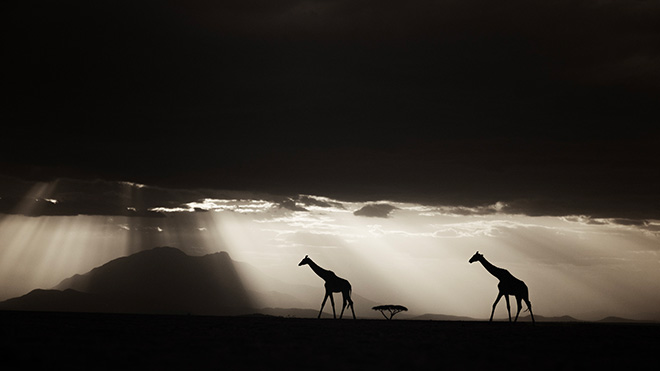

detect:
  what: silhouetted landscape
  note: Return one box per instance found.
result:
[1,247,252,315]
[0,247,658,368]
[3,1,659,368]
[0,247,380,318]
[1,247,655,323]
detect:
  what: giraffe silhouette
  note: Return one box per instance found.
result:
[469,251,535,324]
[298,255,356,319]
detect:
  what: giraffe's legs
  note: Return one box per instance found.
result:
[515,296,523,322]
[329,292,336,319]
[319,293,330,319]
[348,296,356,319]
[340,291,356,319]
[505,295,512,322]
[524,298,535,324]
[350,302,356,319]
[490,292,504,322]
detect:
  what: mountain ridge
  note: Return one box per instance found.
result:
[1,247,253,315]
[0,246,382,318]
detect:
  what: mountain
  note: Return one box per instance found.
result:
[0,247,254,315]
[0,246,381,318]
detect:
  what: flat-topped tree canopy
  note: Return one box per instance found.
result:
[373,305,408,320]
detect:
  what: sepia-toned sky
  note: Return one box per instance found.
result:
[1,1,659,319]
[0,178,658,320]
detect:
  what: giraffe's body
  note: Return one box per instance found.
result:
[299,255,356,319]
[469,251,535,323]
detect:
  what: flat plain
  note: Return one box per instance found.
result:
[1,311,658,369]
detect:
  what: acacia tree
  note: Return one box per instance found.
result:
[372,305,408,320]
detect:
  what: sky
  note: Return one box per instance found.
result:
[0,180,658,320]
[1,1,659,319]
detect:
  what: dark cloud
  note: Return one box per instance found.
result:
[276,195,348,212]
[297,195,345,210]
[561,215,659,236]
[0,176,227,217]
[609,218,651,227]
[2,0,659,219]
[0,177,166,217]
[278,198,308,212]
[354,204,398,218]
[433,203,505,216]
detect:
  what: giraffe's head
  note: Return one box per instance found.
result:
[469,251,483,263]
[298,255,311,266]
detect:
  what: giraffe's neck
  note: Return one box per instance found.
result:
[307,259,332,281]
[478,256,507,280]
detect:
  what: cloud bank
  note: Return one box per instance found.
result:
[3,1,658,221]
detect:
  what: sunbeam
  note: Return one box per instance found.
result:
[0,214,130,299]
[0,186,658,320]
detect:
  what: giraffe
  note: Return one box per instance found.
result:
[469,251,535,324]
[298,255,356,319]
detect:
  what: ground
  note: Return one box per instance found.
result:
[1,311,657,369]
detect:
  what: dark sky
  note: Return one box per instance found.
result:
[3,0,659,219]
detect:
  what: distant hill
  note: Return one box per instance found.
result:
[412,313,478,321]
[597,316,651,323]
[411,314,584,322]
[0,247,254,315]
[520,314,581,322]
[257,307,323,318]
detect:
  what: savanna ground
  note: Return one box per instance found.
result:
[1,311,658,370]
